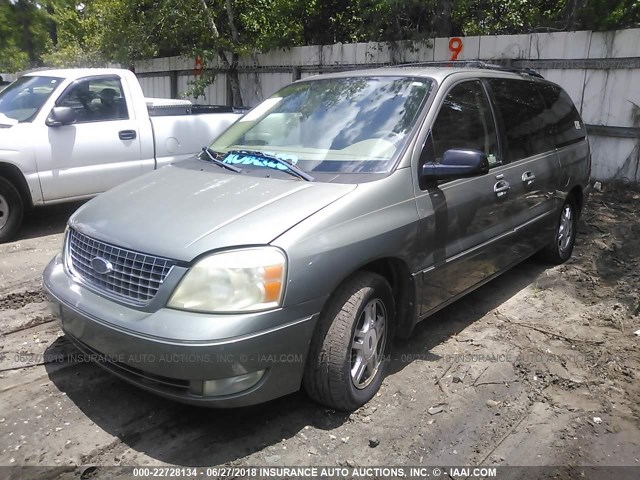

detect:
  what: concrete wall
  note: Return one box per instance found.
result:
[134,29,640,182]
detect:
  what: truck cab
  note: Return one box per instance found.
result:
[0,68,243,242]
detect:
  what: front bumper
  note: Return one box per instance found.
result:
[43,254,321,407]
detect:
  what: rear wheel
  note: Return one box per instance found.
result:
[539,196,578,264]
[0,177,24,244]
[303,272,394,411]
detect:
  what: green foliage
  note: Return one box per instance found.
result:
[0,0,48,71]
[355,0,451,41]
[578,0,640,31]
[453,0,553,35]
[453,0,640,35]
[2,0,640,96]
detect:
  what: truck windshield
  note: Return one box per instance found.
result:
[210,76,433,175]
[0,76,62,123]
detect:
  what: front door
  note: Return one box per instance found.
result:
[413,80,522,315]
[35,75,143,202]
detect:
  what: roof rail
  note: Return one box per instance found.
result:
[392,60,544,79]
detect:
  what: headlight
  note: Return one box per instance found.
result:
[167,247,286,313]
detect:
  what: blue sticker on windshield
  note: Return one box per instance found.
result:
[224,151,299,171]
[263,151,298,165]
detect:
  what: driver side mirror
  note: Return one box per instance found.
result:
[421,149,489,182]
[46,106,76,127]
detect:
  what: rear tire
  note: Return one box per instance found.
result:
[0,177,24,244]
[303,272,394,411]
[539,196,578,264]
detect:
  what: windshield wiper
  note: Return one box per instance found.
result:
[228,149,315,182]
[201,147,242,173]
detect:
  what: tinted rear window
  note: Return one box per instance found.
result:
[487,78,555,162]
[537,84,586,147]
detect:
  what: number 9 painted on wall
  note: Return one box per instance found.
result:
[449,37,463,61]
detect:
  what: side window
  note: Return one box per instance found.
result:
[487,79,554,162]
[537,84,586,147]
[427,81,500,168]
[57,77,128,123]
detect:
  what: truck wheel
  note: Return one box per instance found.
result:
[303,272,394,411]
[539,196,578,264]
[0,177,24,243]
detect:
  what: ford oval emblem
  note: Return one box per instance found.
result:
[91,257,113,275]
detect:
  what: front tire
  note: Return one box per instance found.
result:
[303,272,395,411]
[539,196,578,264]
[0,177,24,244]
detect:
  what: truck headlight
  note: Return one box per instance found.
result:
[167,247,286,313]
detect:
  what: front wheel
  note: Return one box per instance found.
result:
[303,272,395,411]
[0,177,24,244]
[539,197,578,264]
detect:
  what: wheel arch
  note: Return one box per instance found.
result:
[567,185,583,216]
[0,162,33,210]
[317,256,418,341]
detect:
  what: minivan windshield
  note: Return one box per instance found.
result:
[210,76,433,175]
[0,76,62,123]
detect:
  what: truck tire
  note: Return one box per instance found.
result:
[0,177,24,243]
[303,272,395,411]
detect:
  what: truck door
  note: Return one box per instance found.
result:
[413,80,522,315]
[35,75,144,202]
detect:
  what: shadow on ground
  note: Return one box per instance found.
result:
[389,259,548,374]
[17,201,85,241]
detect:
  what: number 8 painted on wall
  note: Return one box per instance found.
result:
[449,38,463,61]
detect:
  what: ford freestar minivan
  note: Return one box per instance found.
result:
[43,66,590,410]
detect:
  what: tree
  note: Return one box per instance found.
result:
[192,0,306,105]
[61,0,306,106]
[3,0,640,101]
[0,0,52,71]
[0,3,28,71]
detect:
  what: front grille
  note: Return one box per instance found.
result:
[66,229,175,306]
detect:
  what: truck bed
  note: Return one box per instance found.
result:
[146,98,249,117]
[150,112,242,167]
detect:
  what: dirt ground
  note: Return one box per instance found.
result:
[0,189,639,479]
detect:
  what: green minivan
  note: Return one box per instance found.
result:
[44,65,590,410]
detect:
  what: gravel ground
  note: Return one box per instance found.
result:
[0,190,638,479]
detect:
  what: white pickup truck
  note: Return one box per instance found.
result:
[0,68,244,242]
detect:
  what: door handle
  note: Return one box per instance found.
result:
[119,130,137,141]
[522,171,536,187]
[494,180,510,198]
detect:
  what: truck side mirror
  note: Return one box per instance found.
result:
[421,149,489,182]
[46,106,77,127]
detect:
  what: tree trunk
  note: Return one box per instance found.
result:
[436,0,453,38]
[227,70,243,107]
[46,1,57,47]
[225,0,240,43]
[219,49,243,107]
[566,0,579,31]
[224,0,243,106]
[198,0,243,106]
[198,0,221,38]
[16,0,36,64]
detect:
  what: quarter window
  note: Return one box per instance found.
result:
[425,81,500,170]
[537,84,586,147]
[57,77,128,123]
[487,79,555,162]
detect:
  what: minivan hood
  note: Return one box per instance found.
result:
[70,162,357,262]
